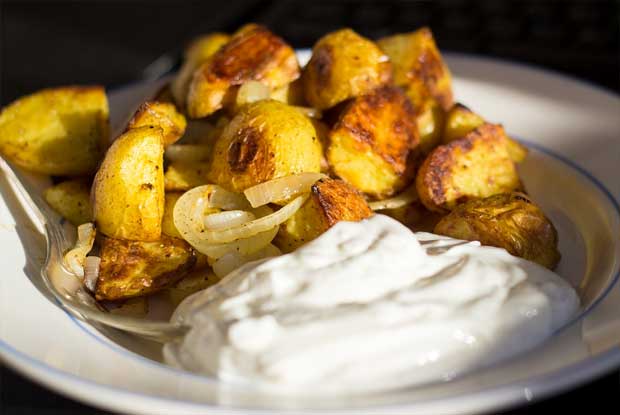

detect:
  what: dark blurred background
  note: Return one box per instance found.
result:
[0,0,619,413]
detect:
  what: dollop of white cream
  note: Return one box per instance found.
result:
[163,214,579,392]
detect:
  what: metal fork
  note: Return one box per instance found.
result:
[0,156,188,342]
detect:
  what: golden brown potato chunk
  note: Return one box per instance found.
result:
[162,192,182,238]
[127,101,187,146]
[171,32,231,108]
[303,28,392,110]
[95,234,196,300]
[416,123,521,212]
[443,103,528,163]
[0,86,109,175]
[208,100,322,192]
[187,24,299,118]
[378,27,453,110]
[44,179,92,226]
[275,178,373,252]
[411,94,445,155]
[327,86,419,199]
[165,269,222,307]
[434,192,560,269]
[92,126,165,241]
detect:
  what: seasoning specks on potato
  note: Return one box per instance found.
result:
[0,86,109,175]
[187,24,299,118]
[434,192,561,269]
[303,28,392,110]
[416,123,522,212]
[328,86,419,199]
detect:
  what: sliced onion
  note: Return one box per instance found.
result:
[63,223,96,277]
[212,244,282,278]
[369,184,419,211]
[236,81,270,107]
[165,144,211,163]
[173,185,278,258]
[198,194,307,244]
[204,210,255,230]
[244,173,325,208]
[293,106,321,119]
[83,256,101,292]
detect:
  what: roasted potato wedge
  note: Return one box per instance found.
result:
[302,28,392,110]
[275,178,373,252]
[171,32,231,108]
[44,179,92,226]
[208,100,322,192]
[416,123,521,212]
[92,126,165,241]
[187,24,300,118]
[378,27,453,110]
[95,234,196,300]
[127,101,187,146]
[164,162,209,191]
[443,103,528,163]
[383,201,445,233]
[327,86,419,199]
[0,86,109,175]
[434,192,560,269]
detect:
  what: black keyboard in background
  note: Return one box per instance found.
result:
[251,0,620,92]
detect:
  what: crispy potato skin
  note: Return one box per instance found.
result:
[328,86,419,198]
[434,192,561,269]
[378,27,453,110]
[95,234,196,300]
[127,101,187,146]
[443,103,528,163]
[303,29,392,110]
[187,24,299,118]
[0,86,109,175]
[44,179,92,226]
[208,100,322,192]
[171,33,230,108]
[275,178,373,252]
[92,126,165,241]
[416,123,521,212]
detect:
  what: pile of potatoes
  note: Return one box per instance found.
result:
[0,24,560,310]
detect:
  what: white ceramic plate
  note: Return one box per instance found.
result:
[1,52,619,415]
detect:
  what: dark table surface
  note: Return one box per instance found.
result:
[1,1,619,414]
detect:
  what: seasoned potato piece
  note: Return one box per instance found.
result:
[187,24,299,118]
[208,100,322,192]
[275,178,373,252]
[95,234,196,300]
[171,32,230,108]
[412,95,445,155]
[327,86,419,199]
[44,179,92,226]
[270,78,306,106]
[416,123,521,212]
[166,269,221,307]
[383,201,445,233]
[92,126,164,241]
[303,28,392,110]
[378,27,453,110]
[434,192,560,269]
[164,163,209,191]
[127,101,187,146]
[162,192,182,238]
[443,104,528,163]
[0,86,109,175]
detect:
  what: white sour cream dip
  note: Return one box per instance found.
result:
[163,214,579,392]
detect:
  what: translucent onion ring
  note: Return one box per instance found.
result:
[243,173,325,208]
[204,210,256,230]
[63,223,96,277]
[369,184,419,211]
